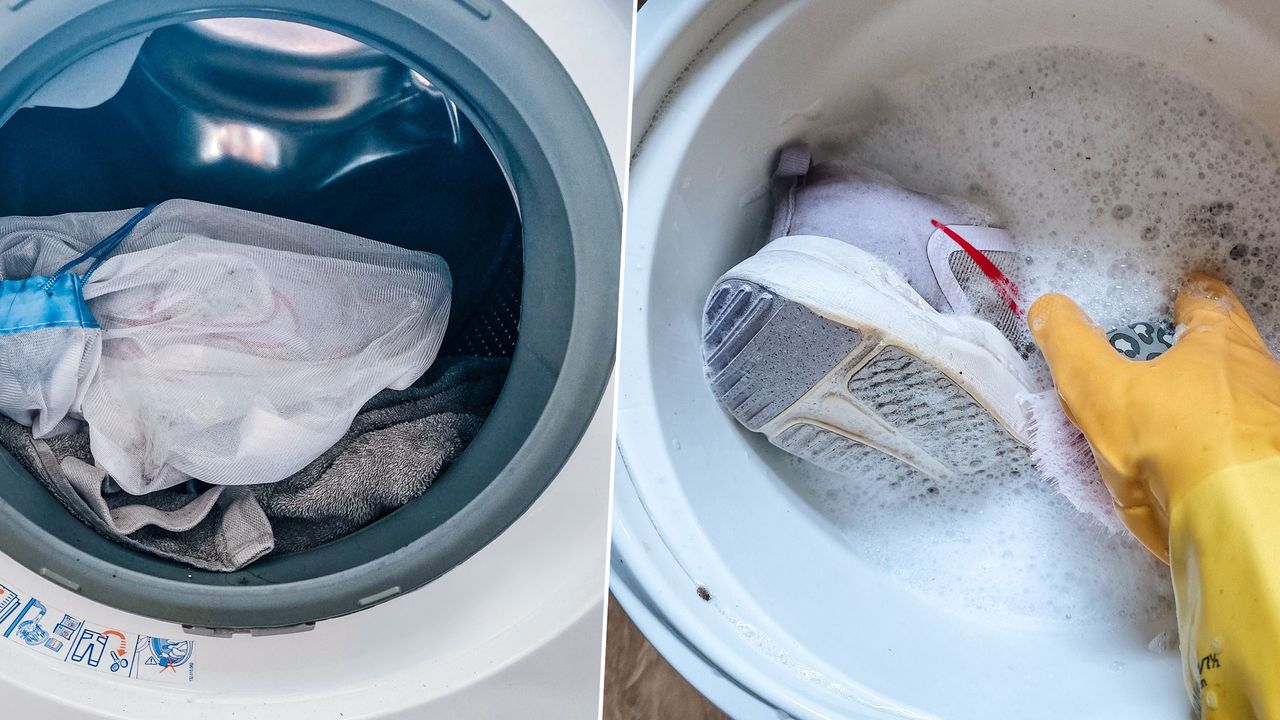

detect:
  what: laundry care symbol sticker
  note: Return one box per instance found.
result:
[0,578,195,684]
[69,627,131,674]
[135,637,196,683]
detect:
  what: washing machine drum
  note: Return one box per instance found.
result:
[0,4,619,632]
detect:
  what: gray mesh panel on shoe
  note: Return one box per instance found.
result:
[847,346,1030,479]
[947,248,1033,355]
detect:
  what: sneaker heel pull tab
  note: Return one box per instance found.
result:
[931,219,1024,317]
[770,144,813,239]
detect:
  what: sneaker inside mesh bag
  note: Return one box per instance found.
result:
[0,199,451,496]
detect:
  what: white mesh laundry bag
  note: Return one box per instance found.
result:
[0,200,451,495]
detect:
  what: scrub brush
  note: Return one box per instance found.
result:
[1021,389,1124,532]
[932,221,1173,533]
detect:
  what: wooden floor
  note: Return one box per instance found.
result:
[603,594,729,720]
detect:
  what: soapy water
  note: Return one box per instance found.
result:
[829,46,1280,344]
[776,446,1175,633]
[777,45,1280,633]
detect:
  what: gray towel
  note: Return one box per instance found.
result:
[0,356,508,571]
[252,356,508,554]
[0,421,274,571]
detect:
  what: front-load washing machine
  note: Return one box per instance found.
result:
[614,0,1280,718]
[0,1,628,717]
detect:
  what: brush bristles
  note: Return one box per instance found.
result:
[1020,389,1125,534]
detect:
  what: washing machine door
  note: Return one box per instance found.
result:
[0,0,619,630]
[0,1,622,713]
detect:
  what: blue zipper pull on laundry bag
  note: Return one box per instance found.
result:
[0,205,157,438]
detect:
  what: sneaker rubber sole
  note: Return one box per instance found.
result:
[702,235,1035,483]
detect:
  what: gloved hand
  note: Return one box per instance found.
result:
[1029,272,1280,719]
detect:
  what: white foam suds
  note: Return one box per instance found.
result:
[782,45,1280,632]
[780,447,1175,631]
[831,46,1280,344]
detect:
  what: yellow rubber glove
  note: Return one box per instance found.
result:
[1029,272,1280,719]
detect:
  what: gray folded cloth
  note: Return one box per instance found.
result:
[0,356,507,571]
[0,422,274,571]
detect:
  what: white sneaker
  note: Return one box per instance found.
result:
[704,148,1037,483]
[703,234,1036,483]
[708,146,1180,500]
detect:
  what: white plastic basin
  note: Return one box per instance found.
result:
[617,0,1280,717]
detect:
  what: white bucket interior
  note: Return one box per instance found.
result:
[620,0,1280,717]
